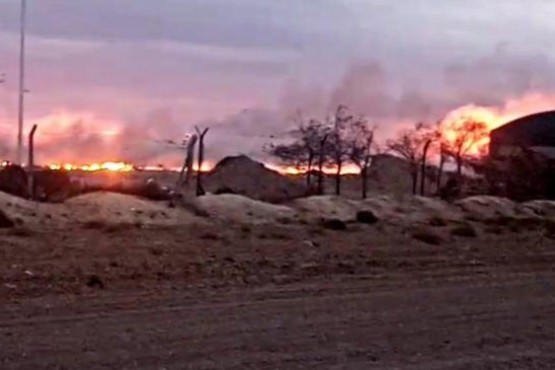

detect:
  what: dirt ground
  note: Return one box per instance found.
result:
[0,220,554,369]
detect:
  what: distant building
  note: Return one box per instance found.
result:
[489,110,555,200]
[490,110,555,159]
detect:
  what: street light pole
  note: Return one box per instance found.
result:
[16,0,27,165]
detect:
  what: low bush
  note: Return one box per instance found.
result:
[356,210,379,225]
[322,219,348,231]
[412,228,444,245]
[428,216,448,227]
[451,223,478,238]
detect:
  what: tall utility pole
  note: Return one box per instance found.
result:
[16,0,27,165]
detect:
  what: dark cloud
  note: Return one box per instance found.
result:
[0,0,355,50]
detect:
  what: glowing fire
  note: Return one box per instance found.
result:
[48,161,134,172]
[2,92,552,175]
[266,164,360,176]
[439,92,555,157]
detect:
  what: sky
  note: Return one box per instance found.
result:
[1,0,555,166]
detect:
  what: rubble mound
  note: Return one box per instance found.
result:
[520,200,555,219]
[454,196,518,220]
[204,155,307,203]
[65,192,197,225]
[193,194,297,224]
[292,195,360,222]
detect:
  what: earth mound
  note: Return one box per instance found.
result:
[193,194,297,224]
[65,192,198,225]
[204,155,307,203]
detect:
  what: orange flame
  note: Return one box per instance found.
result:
[440,92,555,157]
[48,161,134,172]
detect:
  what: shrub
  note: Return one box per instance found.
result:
[484,225,504,235]
[276,216,294,225]
[356,210,379,225]
[258,231,293,240]
[82,221,139,233]
[240,224,252,234]
[82,220,107,230]
[451,223,478,238]
[412,228,444,245]
[428,216,448,227]
[86,275,105,289]
[200,232,221,240]
[321,219,348,231]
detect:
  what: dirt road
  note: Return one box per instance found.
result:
[1,220,555,369]
[1,273,554,369]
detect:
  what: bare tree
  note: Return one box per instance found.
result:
[387,123,431,195]
[442,118,489,177]
[315,124,331,195]
[267,141,306,174]
[436,141,449,193]
[346,118,376,199]
[419,123,441,196]
[267,116,331,192]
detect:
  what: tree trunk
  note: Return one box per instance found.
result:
[317,159,325,195]
[361,167,368,199]
[420,140,432,196]
[411,168,418,195]
[316,135,328,195]
[335,161,342,196]
[437,155,445,193]
[306,153,314,187]
[456,157,463,178]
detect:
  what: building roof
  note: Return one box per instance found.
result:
[490,110,555,147]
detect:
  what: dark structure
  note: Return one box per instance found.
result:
[0,165,73,202]
[489,111,555,200]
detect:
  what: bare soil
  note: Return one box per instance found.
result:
[0,221,554,369]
